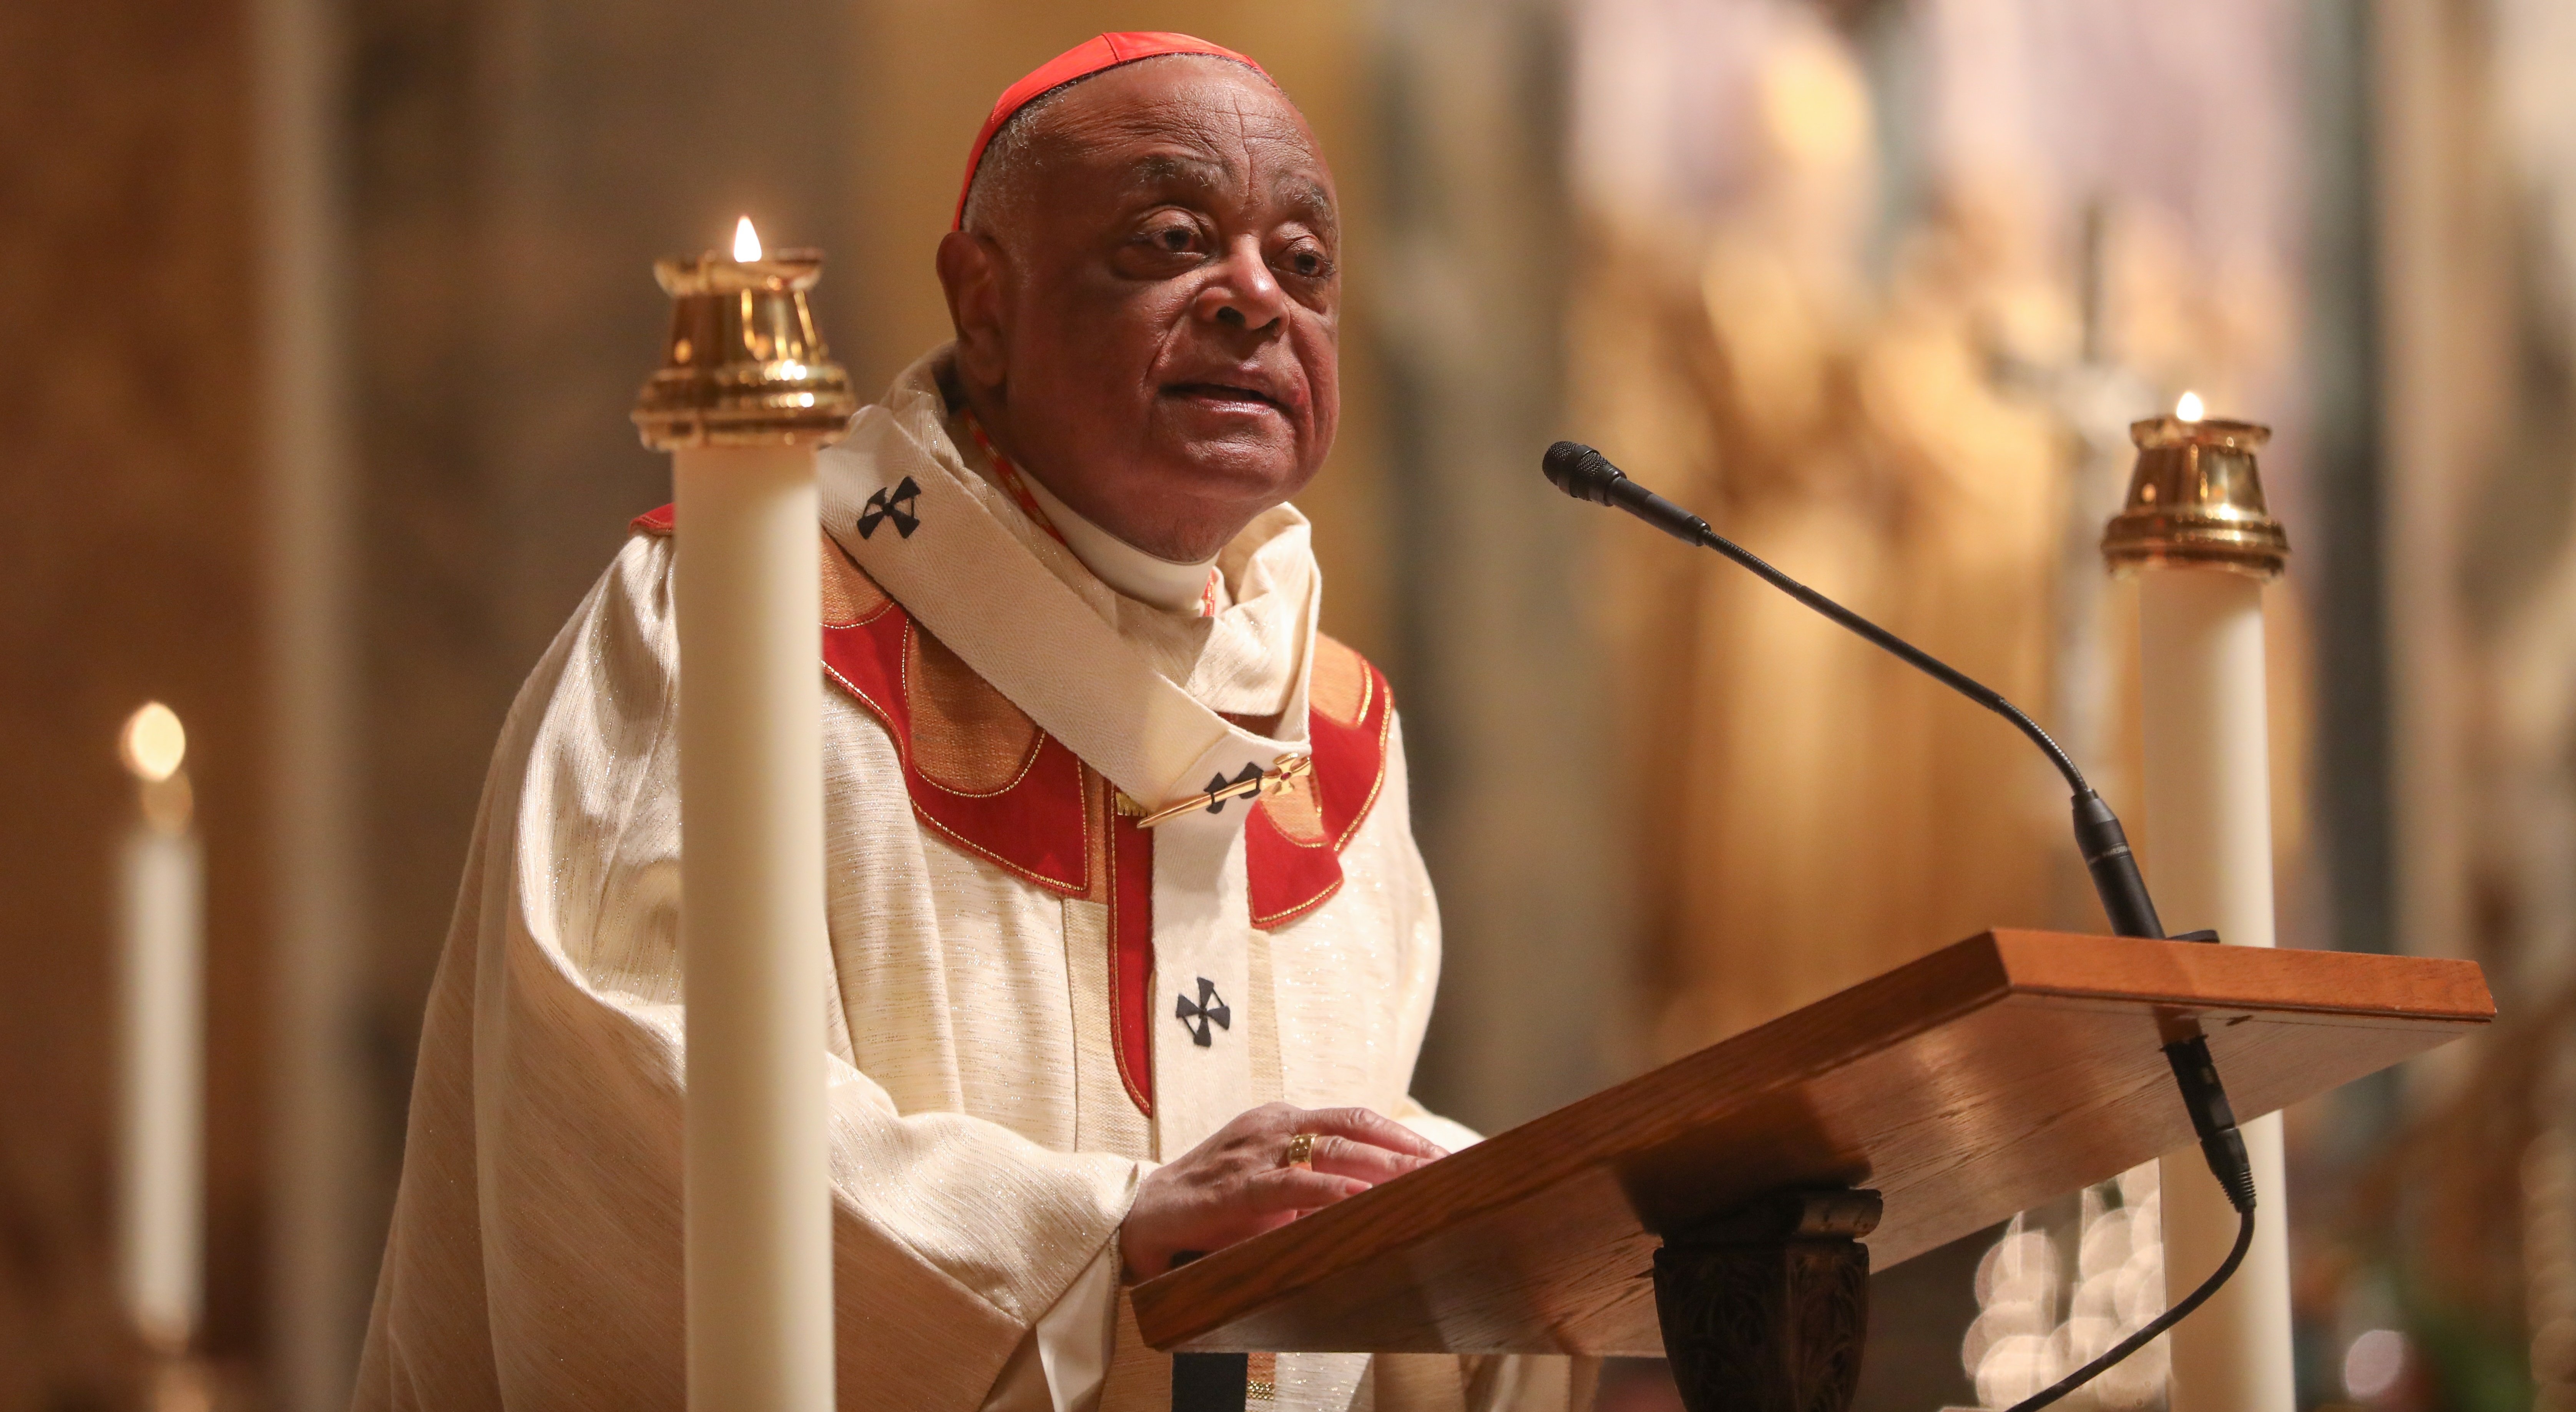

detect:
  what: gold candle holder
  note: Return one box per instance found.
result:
[631,246,857,449]
[2101,415,2290,579]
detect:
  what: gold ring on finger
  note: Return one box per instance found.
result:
[1284,1133,1317,1169]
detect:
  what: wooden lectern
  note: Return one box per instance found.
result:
[1133,930,2492,1411]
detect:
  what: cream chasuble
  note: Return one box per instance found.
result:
[354,349,1586,1412]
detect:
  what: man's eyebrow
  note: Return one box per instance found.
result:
[1111,151,1337,233]
[1272,173,1338,233]
[1123,152,1226,190]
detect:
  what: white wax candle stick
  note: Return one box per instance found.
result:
[118,812,205,1351]
[674,445,834,1412]
[2139,567,2296,1412]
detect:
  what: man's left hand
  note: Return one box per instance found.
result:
[1118,1101,1445,1281]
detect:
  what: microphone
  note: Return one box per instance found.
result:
[1543,441,2164,935]
[1543,439,2255,1412]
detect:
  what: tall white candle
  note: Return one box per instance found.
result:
[674,445,832,1412]
[116,703,204,1354]
[2139,566,2296,1412]
[636,216,850,1412]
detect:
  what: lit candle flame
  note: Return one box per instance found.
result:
[2175,390,2204,423]
[120,702,187,783]
[732,216,763,263]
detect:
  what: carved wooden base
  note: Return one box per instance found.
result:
[1652,1188,1883,1412]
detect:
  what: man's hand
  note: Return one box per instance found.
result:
[1119,1102,1445,1281]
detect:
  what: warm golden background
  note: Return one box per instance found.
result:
[3,0,2566,1408]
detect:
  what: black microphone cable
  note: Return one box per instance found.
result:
[1541,440,2258,1412]
[2000,1036,2257,1412]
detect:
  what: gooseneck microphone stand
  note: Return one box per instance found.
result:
[1543,441,2256,1412]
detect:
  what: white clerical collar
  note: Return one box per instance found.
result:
[960,411,1221,617]
[1012,464,1220,617]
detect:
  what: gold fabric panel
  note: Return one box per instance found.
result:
[1310,634,1374,727]
[1081,765,1115,903]
[905,622,1043,793]
[820,536,890,626]
[1259,768,1329,846]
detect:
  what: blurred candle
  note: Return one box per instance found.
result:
[632,218,853,1412]
[2103,402,2295,1412]
[115,702,203,1354]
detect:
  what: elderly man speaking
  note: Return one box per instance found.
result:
[356,32,1579,1412]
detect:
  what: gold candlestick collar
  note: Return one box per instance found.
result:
[631,245,857,450]
[2101,415,2289,580]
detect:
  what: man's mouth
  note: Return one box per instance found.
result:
[1164,381,1288,414]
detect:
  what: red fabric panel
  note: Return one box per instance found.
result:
[1245,655,1395,928]
[1244,806,1343,930]
[631,502,676,536]
[952,32,1267,229]
[1309,655,1397,847]
[820,607,1091,895]
[1108,810,1156,1116]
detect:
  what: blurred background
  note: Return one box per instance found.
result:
[2,0,2567,1407]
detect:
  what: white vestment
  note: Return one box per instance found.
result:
[354,349,1587,1412]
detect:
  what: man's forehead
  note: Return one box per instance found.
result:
[1036,60,1329,185]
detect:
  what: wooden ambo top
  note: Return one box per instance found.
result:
[1133,930,2492,1356]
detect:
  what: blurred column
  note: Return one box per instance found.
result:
[2530,1033,2576,1412]
[1372,0,1619,1133]
[2303,0,2393,970]
[2374,0,2488,986]
[252,0,369,1402]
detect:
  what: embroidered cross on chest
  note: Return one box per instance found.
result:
[857,476,921,539]
[1175,978,1231,1048]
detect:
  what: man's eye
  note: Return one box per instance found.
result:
[1152,225,1197,253]
[1284,247,1330,278]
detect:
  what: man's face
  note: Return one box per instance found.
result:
[938,58,1341,562]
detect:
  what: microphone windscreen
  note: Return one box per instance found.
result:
[1543,441,1621,504]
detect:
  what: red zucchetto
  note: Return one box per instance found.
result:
[953,31,1269,229]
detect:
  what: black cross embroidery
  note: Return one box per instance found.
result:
[1200,763,1263,816]
[857,476,921,539]
[1175,977,1231,1048]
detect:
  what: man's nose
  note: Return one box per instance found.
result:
[1194,236,1287,331]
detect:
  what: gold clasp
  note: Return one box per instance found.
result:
[1135,753,1312,828]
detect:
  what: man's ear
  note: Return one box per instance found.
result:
[936,230,1009,391]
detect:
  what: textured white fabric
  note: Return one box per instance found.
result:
[1040,1246,1119,1412]
[353,348,1574,1412]
[985,1242,1117,1412]
[935,400,1289,722]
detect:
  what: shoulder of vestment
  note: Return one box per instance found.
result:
[627,504,1393,925]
